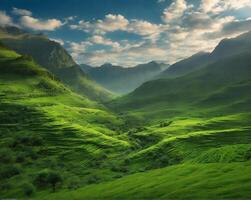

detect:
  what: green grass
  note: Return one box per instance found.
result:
[1,41,251,200]
[0,47,133,198]
[39,161,251,200]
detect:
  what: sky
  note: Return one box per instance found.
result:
[1,0,251,67]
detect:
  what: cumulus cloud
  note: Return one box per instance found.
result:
[204,19,251,39]
[68,41,93,60]
[0,11,13,27]
[70,14,162,39]
[95,14,129,32]
[199,0,251,14]
[12,7,32,16]
[89,35,120,49]
[128,20,163,39]
[70,14,128,34]
[69,0,251,66]
[72,41,167,67]
[20,15,63,31]
[162,0,188,23]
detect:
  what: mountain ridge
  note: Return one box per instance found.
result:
[81,61,169,94]
[0,26,112,102]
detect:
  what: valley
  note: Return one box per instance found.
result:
[0,25,251,200]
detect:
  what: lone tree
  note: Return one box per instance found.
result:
[47,171,62,192]
[34,170,62,192]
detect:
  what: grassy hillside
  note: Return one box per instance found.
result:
[0,45,133,198]
[1,31,251,200]
[40,161,251,200]
[67,32,251,200]
[0,26,112,102]
[111,52,251,120]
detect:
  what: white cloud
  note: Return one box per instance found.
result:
[70,14,162,39]
[50,38,65,45]
[67,41,93,60]
[20,15,63,31]
[64,0,251,66]
[12,7,32,16]
[89,35,120,49]
[0,11,13,27]
[128,20,163,39]
[70,14,128,34]
[96,14,129,32]
[199,0,251,14]
[64,16,77,24]
[162,0,188,23]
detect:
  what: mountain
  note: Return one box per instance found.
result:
[2,28,251,200]
[160,51,211,78]
[0,26,112,101]
[160,31,251,79]
[111,31,251,117]
[81,61,169,94]
[211,31,251,60]
[38,36,251,199]
[0,44,133,198]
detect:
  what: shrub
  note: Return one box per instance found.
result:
[34,169,62,192]
[67,176,81,190]
[0,165,20,179]
[10,135,43,148]
[0,148,14,163]
[23,182,35,196]
[15,152,26,163]
[47,171,62,192]
[159,121,173,128]
[86,175,99,184]
[0,182,11,190]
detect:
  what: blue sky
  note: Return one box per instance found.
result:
[1,0,251,66]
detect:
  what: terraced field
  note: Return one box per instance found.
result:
[1,31,251,200]
[0,46,132,198]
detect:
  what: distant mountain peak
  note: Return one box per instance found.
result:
[101,63,113,68]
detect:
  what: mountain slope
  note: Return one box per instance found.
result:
[160,51,210,78]
[112,32,251,116]
[2,29,251,200]
[211,31,251,60]
[0,45,132,198]
[0,26,112,101]
[81,61,168,94]
[41,161,251,200]
[160,31,251,79]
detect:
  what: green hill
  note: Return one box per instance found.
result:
[1,30,251,200]
[0,26,112,102]
[39,161,251,200]
[111,32,251,120]
[0,45,133,198]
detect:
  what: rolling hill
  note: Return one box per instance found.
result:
[0,44,133,198]
[81,62,169,94]
[1,29,251,200]
[0,26,112,102]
